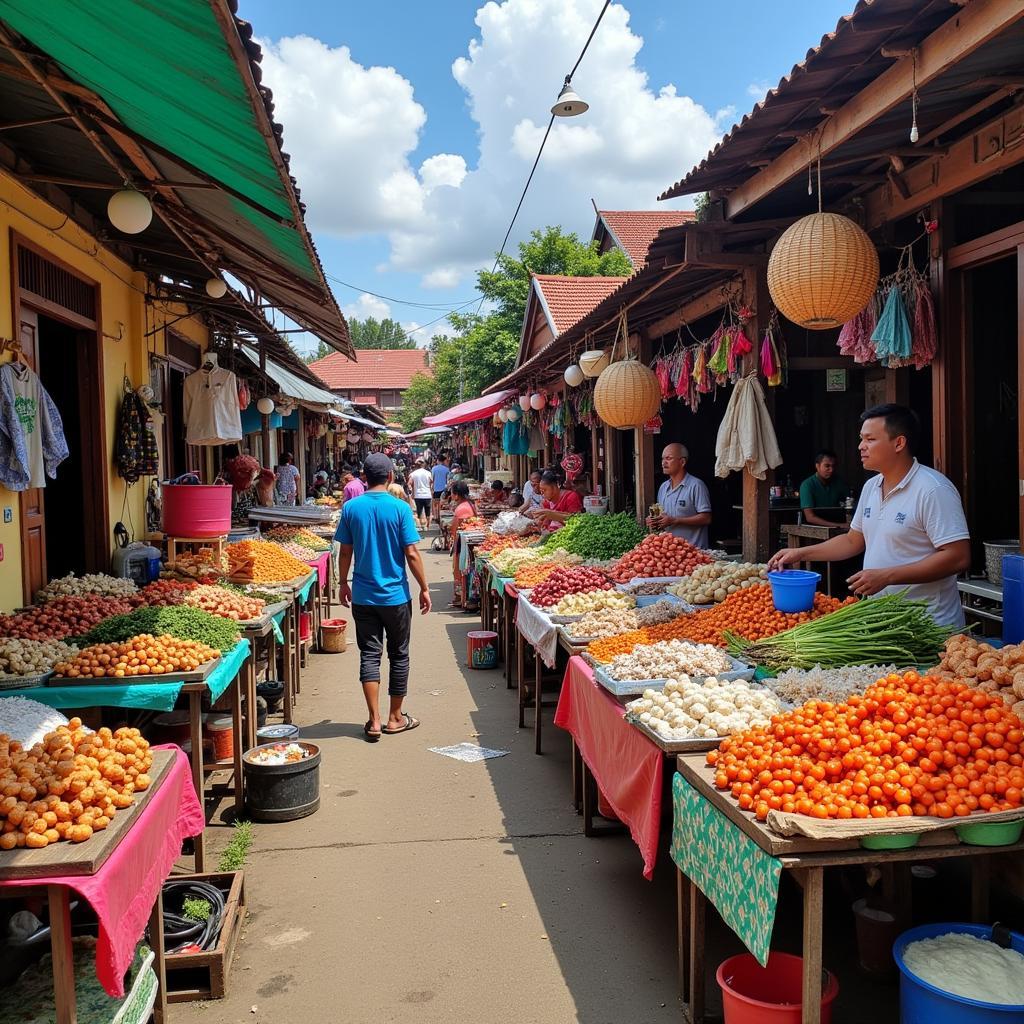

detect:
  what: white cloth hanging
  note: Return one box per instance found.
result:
[183,366,242,445]
[714,374,783,480]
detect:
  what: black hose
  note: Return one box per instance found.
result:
[161,880,226,953]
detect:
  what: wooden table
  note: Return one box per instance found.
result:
[0,749,176,1024]
[674,752,1020,1024]
[238,599,289,750]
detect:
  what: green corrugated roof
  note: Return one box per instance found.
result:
[1,0,317,282]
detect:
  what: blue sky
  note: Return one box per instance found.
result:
[237,0,855,351]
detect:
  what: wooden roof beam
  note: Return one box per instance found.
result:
[724,0,1024,220]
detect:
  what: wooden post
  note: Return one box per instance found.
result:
[742,268,772,561]
[296,408,307,502]
[591,422,601,495]
[259,342,271,468]
[604,422,619,512]
[635,333,656,517]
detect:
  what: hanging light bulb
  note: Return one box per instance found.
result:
[498,408,509,422]
[205,276,228,299]
[506,405,521,422]
[107,187,153,234]
[551,80,589,117]
[564,364,584,387]
[256,396,275,415]
[518,393,531,411]
[530,392,546,410]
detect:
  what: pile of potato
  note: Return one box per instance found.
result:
[669,562,767,605]
[35,573,138,602]
[0,639,79,679]
[931,635,1024,719]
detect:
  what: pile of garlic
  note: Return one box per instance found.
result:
[566,606,639,639]
[550,590,635,616]
[764,664,898,706]
[605,639,733,682]
[627,677,781,740]
[669,561,767,605]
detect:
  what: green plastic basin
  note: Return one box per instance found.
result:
[860,832,920,850]
[954,819,1024,847]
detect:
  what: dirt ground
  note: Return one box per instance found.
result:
[175,537,682,1024]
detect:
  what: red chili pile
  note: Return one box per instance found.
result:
[136,579,198,607]
[0,596,137,641]
[609,533,712,582]
[530,566,612,608]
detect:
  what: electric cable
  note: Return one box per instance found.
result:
[161,880,227,953]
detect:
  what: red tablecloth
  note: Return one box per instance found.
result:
[2,746,204,996]
[306,550,331,587]
[554,656,665,879]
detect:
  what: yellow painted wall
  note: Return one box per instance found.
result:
[0,174,210,611]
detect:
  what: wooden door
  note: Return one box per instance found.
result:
[17,308,46,602]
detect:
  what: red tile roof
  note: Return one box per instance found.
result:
[309,348,430,391]
[595,210,695,266]
[532,275,629,336]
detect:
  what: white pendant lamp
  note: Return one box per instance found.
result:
[205,276,228,299]
[530,392,546,410]
[498,408,509,422]
[256,396,275,415]
[579,348,609,378]
[518,393,531,411]
[506,405,521,422]
[551,81,589,117]
[564,363,584,387]
[107,188,153,234]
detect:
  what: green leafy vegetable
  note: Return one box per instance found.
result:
[76,605,240,652]
[537,512,644,561]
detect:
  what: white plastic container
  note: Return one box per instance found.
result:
[583,496,608,516]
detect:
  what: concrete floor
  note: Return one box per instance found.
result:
[177,537,682,1024]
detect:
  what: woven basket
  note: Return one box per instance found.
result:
[594,359,662,428]
[767,212,879,329]
[579,348,610,378]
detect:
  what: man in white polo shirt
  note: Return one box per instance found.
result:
[768,404,971,626]
[646,442,712,549]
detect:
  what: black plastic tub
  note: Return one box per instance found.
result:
[243,741,320,822]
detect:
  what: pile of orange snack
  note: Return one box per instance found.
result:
[708,672,1024,821]
[226,539,310,583]
[478,534,533,556]
[586,583,849,662]
[0,720,152,849]
[53,635,219,679]
[514,561,567,588]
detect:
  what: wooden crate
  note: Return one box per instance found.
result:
[164,870,246,1003]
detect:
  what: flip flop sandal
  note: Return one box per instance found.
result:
[364,721,381,743]
[382,712,420,735]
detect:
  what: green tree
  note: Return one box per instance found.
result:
[348,317,417,349]
[302,339,332,364]
[399,369,444,433]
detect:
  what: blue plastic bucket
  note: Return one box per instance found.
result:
[767,570,821,613]
[893,923,1024,1023]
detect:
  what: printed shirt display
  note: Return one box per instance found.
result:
[183,366,242,445]
[0,361,69,490]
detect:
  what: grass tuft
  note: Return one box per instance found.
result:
[218,819,254,873]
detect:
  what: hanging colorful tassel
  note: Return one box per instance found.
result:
[708,327,730,377]
[871,287,913,366]
[911,279,937,370]
[655,356,673,400]
[728,328,753,375]
[696,343,714,394]
[677,348,693,398]
[760,329,777,381]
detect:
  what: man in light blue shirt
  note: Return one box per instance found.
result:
[337,453,431,741]
[430,454,451,525]
[646,442,712,549]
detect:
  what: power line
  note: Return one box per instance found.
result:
[323,271,475,310]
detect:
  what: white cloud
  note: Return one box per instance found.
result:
[342,292,392,321]
[747,81,770,102]
[403,319,453,347]
[259,1,727,285]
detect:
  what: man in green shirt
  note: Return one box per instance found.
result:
[799,450,848,526]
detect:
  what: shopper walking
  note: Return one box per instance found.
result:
[336,453,431,741]
[408,457,434,530]
[274,452,300,506]
[430,454,451,525]
[448,480,479,611]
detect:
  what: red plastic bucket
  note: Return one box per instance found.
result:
[205,717,234,762]
[716,952,839,1024]
[299,611,313,642]
[467,630,498,669]
[162,484,232,537]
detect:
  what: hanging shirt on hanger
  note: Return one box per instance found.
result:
[183,365,242,445]
[0,361,69,491]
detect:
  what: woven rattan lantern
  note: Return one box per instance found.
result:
[767,212,879,329]
[594,359,661,429]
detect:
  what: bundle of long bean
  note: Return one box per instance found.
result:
[726,593,959,671]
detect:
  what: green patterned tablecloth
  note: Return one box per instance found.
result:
[670,772,782,965]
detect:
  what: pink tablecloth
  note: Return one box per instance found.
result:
[554,656,665,879]
[3,746,204,996]
[306,550,330,587]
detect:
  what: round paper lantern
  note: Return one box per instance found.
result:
[594,359,661,429]
[518,394,531,411]
[506,406,521,422]
[498,408,508,422]
[564,363,584,387]
[767,212,879,329]
[205,276,228,299]
[530,392,546,410]
[107,188,153,234]
[579,348,609,378]
[256,396,275,415]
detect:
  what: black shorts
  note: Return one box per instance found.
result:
[432,491,445,502]
[415,497,431,517]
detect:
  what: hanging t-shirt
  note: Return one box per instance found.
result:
[0,362,69,491]
[183,366,242,445]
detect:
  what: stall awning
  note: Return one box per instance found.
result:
[404,426,452,439]
[422,390,516,428]
[328,409,386,431]
[239,346,340,410]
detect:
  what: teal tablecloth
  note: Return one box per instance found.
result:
[271,608,286,643]
[297,573,316,604]
[670,772,782,966]
[0,639,251,712]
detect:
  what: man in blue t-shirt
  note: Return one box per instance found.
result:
[336,453,431,741]
[430,454,451,526]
